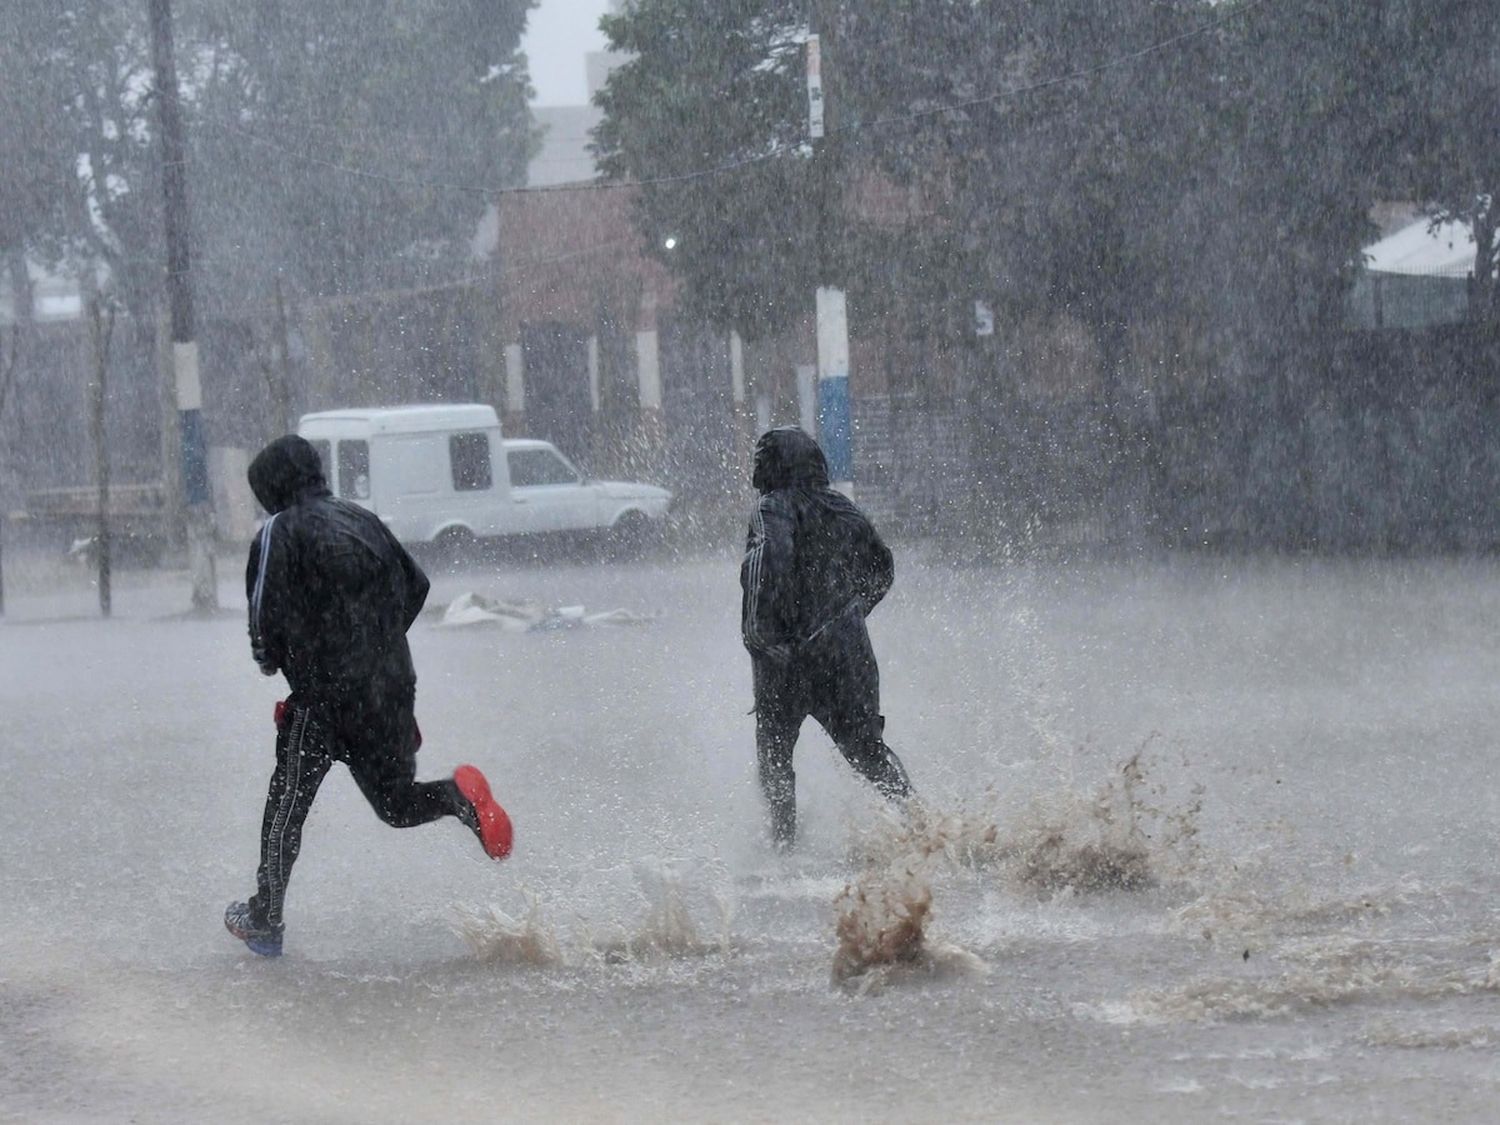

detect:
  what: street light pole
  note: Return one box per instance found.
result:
[147,0,217,611]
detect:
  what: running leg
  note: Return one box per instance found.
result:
[812,624,913,803]
[754,659,804,849]
[249,701,335,930]
[339,691,466,828]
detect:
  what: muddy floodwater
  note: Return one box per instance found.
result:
[3,552,1499,1122]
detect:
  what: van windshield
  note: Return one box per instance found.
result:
[508,448,578,487]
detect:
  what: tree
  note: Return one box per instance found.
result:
[843,2,1221,372]
[0,2,76,277]
[1395,1,1500,325]
[4,1,539,313]
[188,0,539,304]
[599,1,860,341]
[594,1,1252,361]
[1,0,544,530]
[57,4,170,324]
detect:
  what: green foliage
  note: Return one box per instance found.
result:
[1397,0,1500,320]
[0,1,77,265]
[4,1,539,312]
[193,0,539,301]
[595,0,1493,363]
[594,0,828,339]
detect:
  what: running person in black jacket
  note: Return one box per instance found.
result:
[740,427,912,848]
[225,435,511,956]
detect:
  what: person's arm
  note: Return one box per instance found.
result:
[740,494,796,661]
[393,534,430,631]
[855,518,895,615]
[246,515,291,675]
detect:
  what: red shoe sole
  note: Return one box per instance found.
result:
[454,765,513,860]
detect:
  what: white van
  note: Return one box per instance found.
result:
[297,404,671,550]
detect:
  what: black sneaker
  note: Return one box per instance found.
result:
[224,901,284,957]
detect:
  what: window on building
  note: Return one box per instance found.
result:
[450,432,493,492]
[337,440,370,500]
[507,448,579,487]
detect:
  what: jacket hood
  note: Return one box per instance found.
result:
[752,427,829,494]
[249,434,329,514]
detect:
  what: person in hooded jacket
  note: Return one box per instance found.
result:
[740,427,912,848]
[224,434,512,957]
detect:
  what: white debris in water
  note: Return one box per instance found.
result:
[437,591,656,631]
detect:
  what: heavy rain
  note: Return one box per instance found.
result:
[3,1,1499,1121]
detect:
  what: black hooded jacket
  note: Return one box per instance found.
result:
[740,427,894,662]
[246,435,430,697]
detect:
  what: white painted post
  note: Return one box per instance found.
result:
[730,330,745,406]
[806,34,825,140]
[796,363,817,435]
[504,342,525,418]
[815,286,852,494]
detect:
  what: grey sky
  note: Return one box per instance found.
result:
[523,0,613,107]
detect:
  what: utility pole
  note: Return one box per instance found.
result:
[87,288,116,618]
[0,260,33,618]
[148,0,217,611]
[808,3,853,495]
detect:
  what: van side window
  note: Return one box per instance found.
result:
[450,432,493,491]
[337,440,370,500]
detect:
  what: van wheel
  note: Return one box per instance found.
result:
[435,526,477,567]
[608,511,652,561]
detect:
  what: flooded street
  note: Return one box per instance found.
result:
[5,2,1496,1120]
[4,551,1499,1122]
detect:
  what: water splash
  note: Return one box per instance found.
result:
[1361,1022,1500,1050]
[850,741,1203,897]
[454,864,734,969]
[831,861,932,985]
[1001,743,1202,894]
[592,862,725,963]
[1170,873,1414,952]
[1109,937,1500,1025]
[832,809,987,992]
[831,741,1207,990]
[451,893,564,967]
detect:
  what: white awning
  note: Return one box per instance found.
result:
[1363,218,1478,278]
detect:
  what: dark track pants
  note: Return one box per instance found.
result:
[753,609,912,847]
[249,687,466,929]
